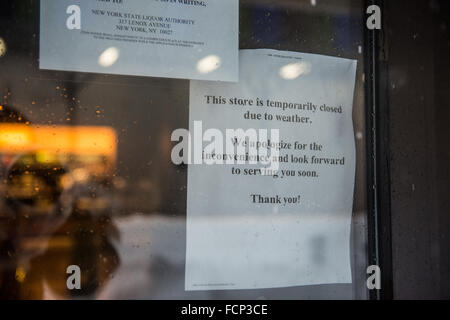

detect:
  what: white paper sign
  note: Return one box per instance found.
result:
[40,0,238,82]
[185,49,357,290]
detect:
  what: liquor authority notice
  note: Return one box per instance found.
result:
[40,0,238,81]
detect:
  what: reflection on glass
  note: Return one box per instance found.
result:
[279,62,312,80]
[98,47,120,68]
[0,0,370,300]
[0,108,120,299]
[197,55,222,74]
[0,38,6,58]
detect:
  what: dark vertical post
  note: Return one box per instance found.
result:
[364,0,393,300]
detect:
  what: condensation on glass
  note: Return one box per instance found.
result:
[0,0,368,299]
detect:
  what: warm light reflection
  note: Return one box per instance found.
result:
[0,124,117,160]
[98,47,120,67]
[0,37,6,57]
[72,168,89,182]
[279,61,312,80]
[197,55,221,74]
[0,129,31,147]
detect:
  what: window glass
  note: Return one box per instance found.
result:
[0,0,368,299]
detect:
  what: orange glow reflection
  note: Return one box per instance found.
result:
[0,124,117,161]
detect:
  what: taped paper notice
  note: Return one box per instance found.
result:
[40,0,238,82]
[185,49,357,291]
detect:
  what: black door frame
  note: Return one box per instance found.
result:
[364,0,393,300]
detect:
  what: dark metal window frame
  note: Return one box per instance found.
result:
[364,0,393,300]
